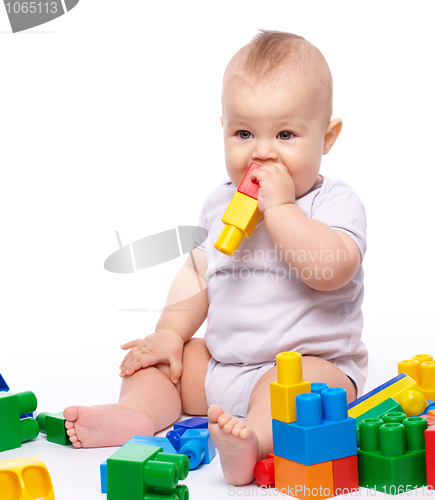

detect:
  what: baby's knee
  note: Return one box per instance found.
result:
[301,356,357,403]
[154,363,181,394]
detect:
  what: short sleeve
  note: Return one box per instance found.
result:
[192,197,209,251]
[311,179,367,259]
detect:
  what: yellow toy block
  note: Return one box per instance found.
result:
[0,456,55,500]
[421,361,435,400]
[398,354,435,401]
[270,352,311,423]
[214,191,262,256]
[348,374,423,419]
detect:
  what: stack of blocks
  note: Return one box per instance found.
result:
[214,162,262,256]
[271,352,359,499]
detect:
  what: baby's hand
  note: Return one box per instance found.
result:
[249,163,295,213]
[119,330,184,384]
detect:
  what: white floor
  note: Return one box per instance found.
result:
[1,329,433,499]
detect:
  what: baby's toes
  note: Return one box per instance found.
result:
[222,416,242,434]
[66,427,76,437]
[218,412,235,428]
[231,419,247,437]
[239,426,254,440]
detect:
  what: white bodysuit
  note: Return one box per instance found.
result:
[195,176,368,418]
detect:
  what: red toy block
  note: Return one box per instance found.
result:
[254,453,275,486]
[332,455,359,496]
[426,426,435,489]
[237,162,261,200]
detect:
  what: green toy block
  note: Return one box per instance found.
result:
[37,411,71,446]
[358,415,428,494]
[355,398,403,446]
[0,390,39,452]
[107,444,189,500]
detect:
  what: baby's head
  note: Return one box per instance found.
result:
[221,30,342,198]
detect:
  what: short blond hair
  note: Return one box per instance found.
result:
[223,30,333,125]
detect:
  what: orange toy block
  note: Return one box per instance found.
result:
[274,455,334,499]
[270,352,311,423]
[332,455,359,496]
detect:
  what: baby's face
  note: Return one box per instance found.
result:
[221,77,333,199]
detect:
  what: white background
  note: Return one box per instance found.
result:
[0,1,434,498]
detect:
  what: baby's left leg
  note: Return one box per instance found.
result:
[208,356,357,486]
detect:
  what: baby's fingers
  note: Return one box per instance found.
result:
[121,339,143,350]
[119,353,158,377]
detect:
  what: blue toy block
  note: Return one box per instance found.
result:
[179,428,216,469]
[0,373,9,392]
[422,400,435,415]
[272,388,357,465]
[100,436,177,493]
[168,416,209,451]
[310,382,329,395]
[173,416,208,431]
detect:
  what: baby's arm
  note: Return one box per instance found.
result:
[119,247,208,383]
[265,205,360,291]
[250,165,360,292]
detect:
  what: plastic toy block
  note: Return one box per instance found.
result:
[0,391,39,452]
[348,373,423,418]
[422,400,435,415]
[332,455,359,495]
[237,162,261,200]
[274,455,334,499]
[167,417,208,451]
[173,416,208,430]
[273,388,357,465]
[100,436,177,493]
[107,443,189,500]
[179,428,216,469]
[214,191,262,256]
[355,398,402,432]
[254,453,275,486]
[36,411,71,446]
[0,373,9,392]
[421,414,435,427]
[270,351,311,423]
[0,455,54,500]
[311,382,329,394]
[357,415,428,493]
[399,354,435,400]
[425,426,435,489]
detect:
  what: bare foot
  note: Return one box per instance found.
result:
[63,403,155,448]
[208,404,259,486]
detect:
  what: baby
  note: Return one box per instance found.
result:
[64,30,368,487]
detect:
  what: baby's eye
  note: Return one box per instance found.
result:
[278,131,294,140]
[237,130,253,140]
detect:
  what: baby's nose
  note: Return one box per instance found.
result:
[252,140,278,162]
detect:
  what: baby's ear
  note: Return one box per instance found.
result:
[323,118,342,154]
